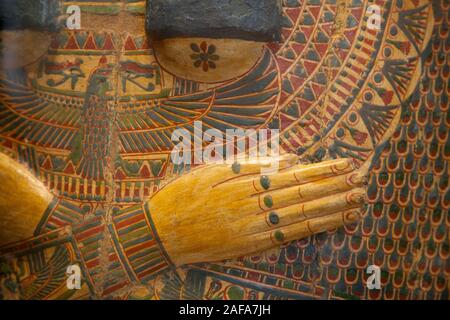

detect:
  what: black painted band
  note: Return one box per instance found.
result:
[147,0,282,42]
[0,0,61,32]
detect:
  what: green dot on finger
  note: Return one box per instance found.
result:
[260,175,270,190]
[274,230,285,242]
[268,212,279,225]
[263,195,273,208]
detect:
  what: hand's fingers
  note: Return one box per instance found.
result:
[225,158,355,193]
[210,154,298,189]
[268,209,361,245]
[187,153,297,190]
[239,187,365,232]
[228,153,298,175]
[259,158,356,191]
[227,175,365,218]
[267,187,365,221]
[254,171,367,209]
[241,209,361,253]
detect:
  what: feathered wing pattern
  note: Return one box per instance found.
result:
[0,0,446,301]
[19,246,71,300]
[54,59,114,181]
[174,0,447,301]
[0,231,81,300]
[117,49,280,154]
[75,96,110,180]
[0,64,113,181]
[0,76,81,151]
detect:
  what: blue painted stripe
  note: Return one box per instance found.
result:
[107,224,138,283]
[121,234,154,249]
[117,220,147,236]
[134,258,164,274]
[113,207,143,223]
[128,247,160,262]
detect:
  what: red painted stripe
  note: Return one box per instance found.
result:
[102,280,130,296]
[86,258,100,269]
[109,253,118,262]
[48,216,66,227]
[75,225,104,241]
[115,213,145,230]
[138,262,167,279]
[125,240,156,256]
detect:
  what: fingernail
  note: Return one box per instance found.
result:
[344,210,361,223]
[347,172,369,186]
[284,153,298,165]
[333,158,355,173]
[348,190,366,204]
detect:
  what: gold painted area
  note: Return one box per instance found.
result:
[153,38,265,83]
[34,53,113,95]
[0,153,53,246]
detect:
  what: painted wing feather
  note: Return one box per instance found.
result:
[0,77,81,151]
[117,49,279,154]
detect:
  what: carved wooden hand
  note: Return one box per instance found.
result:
[150,156,367,266]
